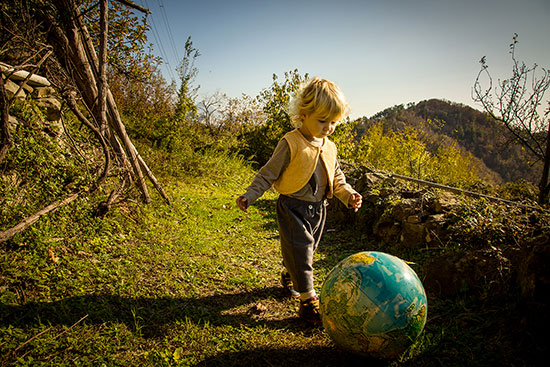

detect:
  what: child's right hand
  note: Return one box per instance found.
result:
[236,196,249,213]
[349,193,363,212]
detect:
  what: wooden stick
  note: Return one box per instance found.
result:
[0,193,80,243]
[69,0,151,203]
[0,75,10,164]
[98,0,108,135]
[51,314,89,341]
[13,327,53,354]
[113,0,150,14]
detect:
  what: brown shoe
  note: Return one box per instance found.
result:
[298,295,322,326]
[280,270,300,298]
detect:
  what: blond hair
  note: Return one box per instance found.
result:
[288,77,349,128]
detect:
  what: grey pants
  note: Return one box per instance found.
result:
[276,195,327,293]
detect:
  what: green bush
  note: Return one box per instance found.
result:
[344,121,482,188]
[1,101,96,229]
[239,70,307,167]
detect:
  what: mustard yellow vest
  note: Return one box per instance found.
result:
[273,129,337,198]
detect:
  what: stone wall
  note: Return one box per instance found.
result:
[328,164,461,248]
[1,62,61,122]
[330,163,549,338]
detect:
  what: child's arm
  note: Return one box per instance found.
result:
[333,161,362,211]
[236,139,290,211]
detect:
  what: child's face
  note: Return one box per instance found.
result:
[300,113,337,139]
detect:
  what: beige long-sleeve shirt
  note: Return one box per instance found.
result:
[242,138,357,206]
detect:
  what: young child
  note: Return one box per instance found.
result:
[236,77,362,326]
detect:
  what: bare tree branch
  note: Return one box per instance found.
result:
[98,0,109,135]
[473,34,550,204]
[65,93,110,191]
[112,0,150,14]
[0,193,80,243]
[0,76,10,164]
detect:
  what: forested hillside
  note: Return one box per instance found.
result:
[360,99,538,184]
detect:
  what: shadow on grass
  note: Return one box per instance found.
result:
[254,198,278,232]
[195,346,388,367]
[0,286,307,338]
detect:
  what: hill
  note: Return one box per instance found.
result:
[358,99,539,184]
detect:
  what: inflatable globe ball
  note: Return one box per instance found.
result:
[319,251,427,359]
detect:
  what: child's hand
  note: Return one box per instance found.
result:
[236,196,249,213]
[349,193,362,212]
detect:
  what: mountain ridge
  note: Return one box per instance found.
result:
[358,98,538,184]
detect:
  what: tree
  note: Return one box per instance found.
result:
[175,37,200,122]
[473,34,550,204]
[0,0,170,242]
[241,69,308,166]
[222,93,266,134]
[83,0,158,82]
[198,91,227,134]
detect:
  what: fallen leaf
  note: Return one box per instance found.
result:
[48,246,59,264]
[249,303,267,314]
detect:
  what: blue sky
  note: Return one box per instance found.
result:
[134,0,550,119]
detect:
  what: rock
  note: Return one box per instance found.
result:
[429,192,460,213]
[8,115,18,125]
[21,83,33,93]
[373,216,401,242]
[4,78,26,101]
[400,222,425,247]
[0,62,51,87]
[36,97,62,121]
[34,86,56,98]
[518,233,550,301]
[424,214,447,245]
[423,249,511,297]
[392,198,420,222]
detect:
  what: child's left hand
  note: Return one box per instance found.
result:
[349,193,362,212]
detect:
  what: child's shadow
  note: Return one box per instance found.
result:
[0,286,305,338]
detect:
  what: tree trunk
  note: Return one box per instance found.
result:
[0,76,10,164]
[98,0,109,135]
[539,122,550,204]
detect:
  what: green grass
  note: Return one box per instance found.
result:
[0,152,540,366]
[0,163,342,366]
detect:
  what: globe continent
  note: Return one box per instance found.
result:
[319,251,427,359]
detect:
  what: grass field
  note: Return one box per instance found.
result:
[0,158,539,366]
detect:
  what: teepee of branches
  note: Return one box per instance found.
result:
[0,0,168,243]
[45,0,168,203]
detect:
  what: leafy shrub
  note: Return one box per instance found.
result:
[1,101,97,229]
[342,121,482,188]
[239,70,307,167]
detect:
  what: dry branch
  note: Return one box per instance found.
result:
[0,76,10,163]
[0,193,80,243]
[112,0,150,14]
[98,0,108,135]
[65,93,110,191]
[1,0,171,242]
